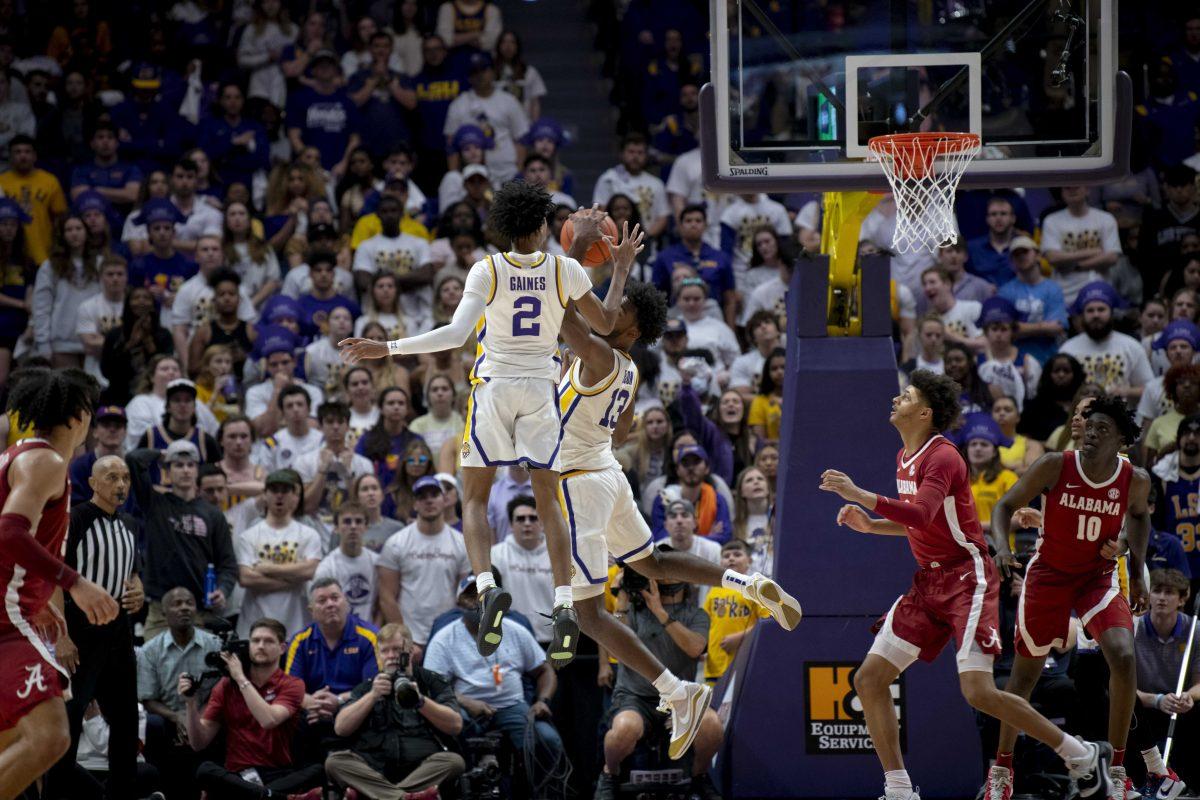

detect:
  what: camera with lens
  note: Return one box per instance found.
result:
[389,652,420,708]
[180,632,252,697]
[618,565,649,609]
[459,733,504,799]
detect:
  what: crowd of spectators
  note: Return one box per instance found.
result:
[0,1,1198,799]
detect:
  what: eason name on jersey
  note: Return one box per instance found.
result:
[510,276,547,291]
[1058,493,1121,516]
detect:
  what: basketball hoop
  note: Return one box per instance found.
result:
[868,132,981,254]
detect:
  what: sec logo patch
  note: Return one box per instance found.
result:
[461,441,471,459]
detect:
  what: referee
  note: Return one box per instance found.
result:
[45,455,145,800]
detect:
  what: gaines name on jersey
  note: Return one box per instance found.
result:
[510,275,547,291]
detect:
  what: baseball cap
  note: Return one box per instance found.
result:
[1153,319,1200,352]
[163,439,200,464]
[256,325,298,359]
[0,197,31,224]
[1070,281,1124,316]
[468,52,493,72]
[522,117,566,147]
[434,472,459,491]
[413,475,444,496]
[94,405,127,422]
[956,412,1014,449]
[663,318,688,336]
[462,164,489,181]
[676,444,709,464]
[977,296,1020,328]
[665,498,695,516]
[130,63,162,90]
[456,575,478,599]
[265,469,302,490]
[266,296,303,323]
[1008,235,1038,253]
[309,49,340,69]
[165,378,198,398]
[73,189,111,217]
[451,124,494,152]
[135,197,185,227]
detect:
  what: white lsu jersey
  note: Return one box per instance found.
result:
[558,349,638,472]
[466,251,594,383]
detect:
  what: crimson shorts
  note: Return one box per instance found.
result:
[870,555,1002,674]
[1015,554,1132,658]
[0,628,69,731]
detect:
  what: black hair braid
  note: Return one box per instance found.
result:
[625,280,669,346]
[487,180,554,242]
[5,367,100,433]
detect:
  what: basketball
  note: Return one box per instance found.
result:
[559,215,619,267]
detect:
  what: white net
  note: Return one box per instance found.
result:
[868,133,981,254]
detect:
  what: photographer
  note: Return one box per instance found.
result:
[326,623,465,800]
[599,562,723,800]
[180,618,323,799]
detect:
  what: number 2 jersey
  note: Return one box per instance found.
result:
[558,349,638,472]
[1038,450,1133,574]
[464,251,595,383]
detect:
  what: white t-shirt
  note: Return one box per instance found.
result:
[442,89,530,184]
[172,198,223,243]
[592,165,670,230]
[235,518,323,638]
[977,353,1041,411]
[304,338,344,396]
[719,195,792,278]
[742,274,788,323]
[244,380,324,422]
[1136,375,1170,425]
[124,393,219,451]
[859,205,937,295]
[936,300,983,341]
[280,263,355,299]
[1059,331,1154,393]
[498,64,547,121]
[353,232,434,334]
[229,242,282,300]
[378,522,470,644]
[168,272,258,332]
[349,406,380,446]
[1040,206,1123,305]
[678,315,741,369]
[292,446,374,529]
[729,349,767,392]
[490,536,554,643]
[253,427,325,471]
[75,293,123,384]
[664,148,735,249]
[313,548,379,621]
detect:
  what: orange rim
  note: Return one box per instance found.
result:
[868,132,981,179]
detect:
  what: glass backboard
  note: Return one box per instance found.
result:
[701,0,1131,192]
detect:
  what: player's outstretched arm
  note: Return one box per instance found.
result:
[990,452,1063,574]
[340,293,486,362]
[560,302,613,381]
[574,221,644,335]
[835,504,907,536]
[1124,468,1152,614]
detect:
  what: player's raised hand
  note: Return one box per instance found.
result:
[606,220,645,274]
[836,504,874,533]
[69,577,119,625]
[569,204,607,250]
[819,469,868,504]
[338,337,390,364]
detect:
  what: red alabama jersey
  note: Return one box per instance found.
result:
[1038,450,1132,575]
[0,439,71,630]
[892,435,989,568]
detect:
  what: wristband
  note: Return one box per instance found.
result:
[239,679,252,690]
[387,339,404,356]
[1155,693,1164,710]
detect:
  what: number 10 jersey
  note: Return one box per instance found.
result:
[466,251,594,383]
[1038,450,1133,575]
[558,350,639,472]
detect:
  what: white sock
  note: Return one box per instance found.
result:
[653,670,682,697]
[476,572,496,594]
[1141,747,1166,776]
[722,568,752,593]
[884,769,912,794]
[554,585,573,608]
[1055,733,1089,761]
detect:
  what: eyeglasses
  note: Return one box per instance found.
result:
[514,514,539,523]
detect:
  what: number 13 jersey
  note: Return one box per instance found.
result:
[558,350,638,472]
[465,251,594,383]
[1039,450,1133,574]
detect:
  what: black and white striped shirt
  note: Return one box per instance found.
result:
[66,502,140,601]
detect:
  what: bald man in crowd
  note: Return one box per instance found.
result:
[45,455,145,799]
